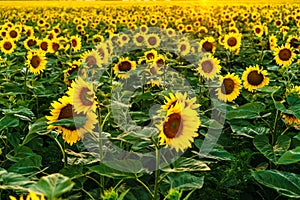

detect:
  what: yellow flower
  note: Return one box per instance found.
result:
[223,32,242,53]
[242,65,269,92]
[81,50,103,68]
[199,36,216,54]
[273,44,296,67]
[9,191,45,200]
[0,38,16,54]
[25,50,47,75]
[216,73,241,102]
[197,54,221,80]
[145,33,160,48]
[156,101,200,152]
[46,95,97,145]
[113,57,136,79]
[70,35,82,52]
[67,77,97,114]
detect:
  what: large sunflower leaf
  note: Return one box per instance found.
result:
[226,102,266,120]
[251,170,300,198]
[253,135,290,164]
[278,146,300,165]
[164,172,205,191]
[161,157,210,172]
[30,173,75,200]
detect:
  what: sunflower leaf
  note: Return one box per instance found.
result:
[50,116,87,127]
[277,146,300,165]
[251,170,300,198]
[226,102,266,120]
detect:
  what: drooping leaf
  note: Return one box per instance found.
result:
[161,157,210,173]
[252,170,300,198]
[0,115,19,132]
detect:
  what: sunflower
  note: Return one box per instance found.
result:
[51,39,61,52]
[0,38,16,54]
[113,57,137,79]
[145,34,160,48]
[216,73,241,102]
[286,35,300,49]
[67,77,97,114]
[26,50,47,75]
[177,39,191,56]
[24,36,38,50]
[70,35,82,52]
[162,92,199,111]
[242,65,269,92]
[253,24,264,37]
[223,32,242,53]
[199,36,216,54]
[140,24,149,34]
[46,95,97,145]
[282,113,300,129]
[156,101,200,152]
[269,34,278,50]
[7,27,21,41]
[139,49,158,64]
[166,28,176,38]
[274,44,296,67]
[38,38,53,53]
[133,32,146,47]
[81,50,102,68]
[197,54,221,80]
[95,43,109,64]
[63,60,82,85]
[154,54,166,68]
[92,34,104,45]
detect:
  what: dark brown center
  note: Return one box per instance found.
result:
[202,41,213,52]
[58,104,76,130]
[9,30,17,38]
[3,41,12,50]
[279,48,292,61]
[27,39,37,47]
[118,61,132,72]
[247,70,264,86]
[163,113,183,139]
[148,36,157,46]
[136,35,144,43]
[146,52,155,60]
[201,60,214,73]
[72,39,77,47]
[30,55,41,68]
[86,55,97,67]
[52,43,60,51]
[290,38,299,48]
[79,87,94,106]
[221,78,235,95]
[41,42,48,51]
[227,37,237,47]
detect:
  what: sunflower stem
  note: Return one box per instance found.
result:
[136,178,154,198]
[153,144,160,200]
[272,110,279,145]
[96,106,105,195]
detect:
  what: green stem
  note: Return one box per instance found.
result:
[272,110,279,145]
[281,126,290,135]
[96,106,105,195]
[136,178,154,198]
[51,135,66,166]
[153,144,160,200]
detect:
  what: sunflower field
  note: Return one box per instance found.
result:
[1,0,300,199]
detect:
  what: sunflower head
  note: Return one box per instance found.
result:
[274,44,296,67]
[242,65,269,92]
[113,57,137,79]
[145,34,160,48]
[223,32,242,53]
[199,36,216,54]
[216,73,241,102]
[26,50,47,75]
[197,54,221,80]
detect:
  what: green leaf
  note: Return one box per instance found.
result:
[0,167,35,191]
[253,135,290,164]
[0,115,19,131]
[252,170,300,198]
[165,172,204,190]
[23,118,49,145]
[50,116,87,127]
[278,146,300,165]
[31,173,75,200]
[0,106,35,117]
[229,120,270,137]
[226,102,266,120]
[89,163,137,179]
[194,139,234,161]
[275,95,300,119]
[161,157,210,173]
